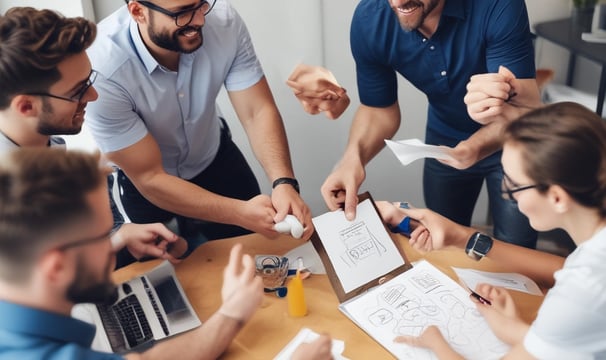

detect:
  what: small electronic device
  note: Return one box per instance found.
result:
[72,261,200,354]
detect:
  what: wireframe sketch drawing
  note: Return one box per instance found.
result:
[339,221,387,267]
[341,261,509,360]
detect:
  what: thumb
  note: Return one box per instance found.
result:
[273,208,288,223]
[344,191,359,221]
[498,65,515,81]
[286,79,304,94]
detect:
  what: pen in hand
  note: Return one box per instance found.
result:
[470,290,492,306]
[460,281,492,306]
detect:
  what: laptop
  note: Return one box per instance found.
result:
[72,260,201,354]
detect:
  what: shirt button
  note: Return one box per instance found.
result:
[422,38,427,42]
[430,45,435,50]
[440,71,447,76]
[178,92,184,98]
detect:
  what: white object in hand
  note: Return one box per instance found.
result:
[273,214,304,239]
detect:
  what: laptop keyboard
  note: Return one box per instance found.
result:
[97,294,154,352]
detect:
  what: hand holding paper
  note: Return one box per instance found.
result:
[384,138,455,166]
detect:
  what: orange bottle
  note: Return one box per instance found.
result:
[287,270,307,317]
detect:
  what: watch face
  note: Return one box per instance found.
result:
[474,233,493,255]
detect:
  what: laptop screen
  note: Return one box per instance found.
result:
[155,276,188,317]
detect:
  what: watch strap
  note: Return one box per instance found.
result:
[272,177,300,193]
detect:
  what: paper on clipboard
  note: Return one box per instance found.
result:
[385,138,455,166]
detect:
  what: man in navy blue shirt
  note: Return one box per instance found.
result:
[318,0,543,247]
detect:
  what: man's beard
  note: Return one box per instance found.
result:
[393,0,440,32]
[66,254,118,305]
[148,12,203,54]
[37,98,82,136]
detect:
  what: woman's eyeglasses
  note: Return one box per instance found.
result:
[501,172,544,202]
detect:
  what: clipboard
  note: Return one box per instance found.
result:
[309,192,412,303]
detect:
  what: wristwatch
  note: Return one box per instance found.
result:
[272,177,300,194]
[465,232,493,261]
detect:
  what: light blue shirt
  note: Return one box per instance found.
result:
[86,1,264,179]
[0,301,123,360]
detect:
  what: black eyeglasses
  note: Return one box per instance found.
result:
[137,0,216,27]
[501,172,543,202]
[55,228,112,251]
[25,70,98,103]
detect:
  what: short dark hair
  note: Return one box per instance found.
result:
[0,148,108,283]
[0,7,97,109]
[505,102,606,216]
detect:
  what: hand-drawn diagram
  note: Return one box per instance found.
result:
[339,221,387,267]
[341,261,509,360]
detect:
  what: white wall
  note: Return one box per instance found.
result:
[4,0,594,224]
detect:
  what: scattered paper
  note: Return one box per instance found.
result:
[453,267,543,296]
[283,241,326,274]
[385,138,455,166]
[273,327,348,360]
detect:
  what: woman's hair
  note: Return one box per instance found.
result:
[505,102,606,216]
[0,7,96,109]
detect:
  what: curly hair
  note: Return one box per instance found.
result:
[0,7,96,109]
[505,102,606,216]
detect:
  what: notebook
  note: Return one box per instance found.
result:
[310,193,508,359]
[72,260,201,354]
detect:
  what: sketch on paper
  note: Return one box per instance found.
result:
[311,198,405,293]
[341,261,509,360]
[339,221,387,267]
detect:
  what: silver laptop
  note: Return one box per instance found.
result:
[72,261,201,354]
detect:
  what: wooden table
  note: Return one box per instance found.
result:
[114,233,544,359]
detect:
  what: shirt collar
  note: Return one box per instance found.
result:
[129,20,161,74]
[0,301,96,348]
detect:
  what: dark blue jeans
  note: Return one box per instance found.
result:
[117,120,260,259]
[423,156,537,249]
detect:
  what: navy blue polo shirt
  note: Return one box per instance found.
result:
[351,0,535,147]
[0,301,123,360]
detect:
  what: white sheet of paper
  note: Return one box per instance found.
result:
[385,138,455,166]
[283,241,327,274]
[273,328,348,360]
[311,198,406,293]
[453,268,543,296]
[340,261,509,360]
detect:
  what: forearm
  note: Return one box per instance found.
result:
[486,241,563,289]
[131,171,245,226]
[243,106,295,181]
[458,121,507,163]
[134,311,242,360]
[437,223,563,288]
[343,103,401,166]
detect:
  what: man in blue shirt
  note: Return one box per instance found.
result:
[85,0,312,246]
[0,7,186,267]
[0,148,266,359]
[318,0,543,247]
